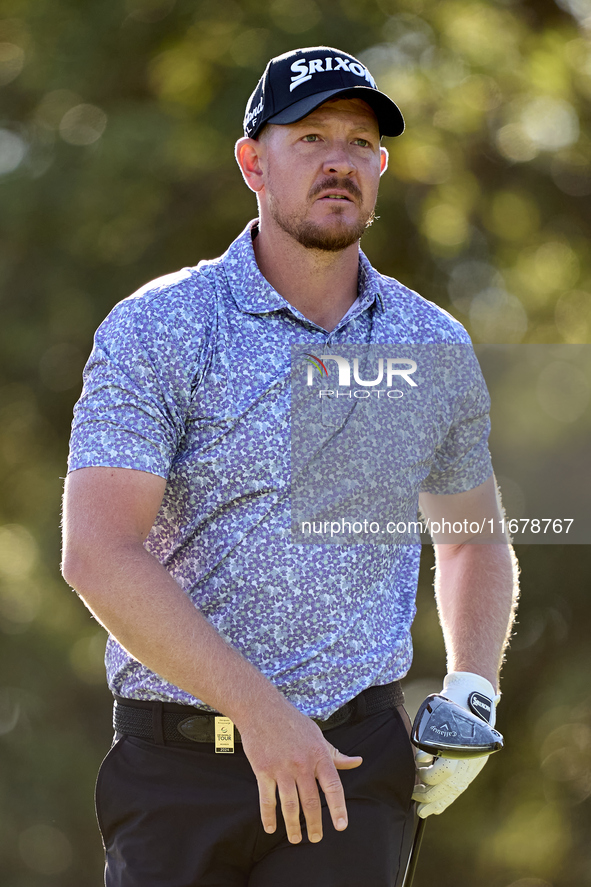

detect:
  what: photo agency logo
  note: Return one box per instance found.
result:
[304,352,418,399]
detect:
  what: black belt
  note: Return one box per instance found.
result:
[113,681,404,745]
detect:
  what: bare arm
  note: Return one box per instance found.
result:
[419,475,519,690]
[62,466,362,844]
[62,467,276,721]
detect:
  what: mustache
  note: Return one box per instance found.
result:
[308,177,362,202]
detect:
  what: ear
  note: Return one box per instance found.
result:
[379,146,389,176]
[235,137,265,193]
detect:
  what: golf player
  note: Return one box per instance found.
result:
[62,46,519,887]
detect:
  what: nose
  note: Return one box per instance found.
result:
[322,142,356,177]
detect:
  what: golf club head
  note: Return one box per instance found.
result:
[411,694,504,759]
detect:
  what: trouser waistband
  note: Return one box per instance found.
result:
[113,681,404,745]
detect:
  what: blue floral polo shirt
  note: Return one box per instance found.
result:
[68,220,492,718]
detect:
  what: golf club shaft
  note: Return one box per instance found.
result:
[401,816,426,887]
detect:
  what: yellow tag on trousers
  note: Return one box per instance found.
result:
[214,717,234,753]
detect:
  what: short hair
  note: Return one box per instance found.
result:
[255,124,271,142]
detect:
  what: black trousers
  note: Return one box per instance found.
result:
[96,706,417,887]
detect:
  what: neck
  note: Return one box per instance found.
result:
[252,217,360,333]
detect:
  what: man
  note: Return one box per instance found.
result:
[62,47,518,887]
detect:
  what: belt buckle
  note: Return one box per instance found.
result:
[176,715,211,742]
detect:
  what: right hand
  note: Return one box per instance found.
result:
[239,703,363,844]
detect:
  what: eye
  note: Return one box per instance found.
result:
[302,134,321,142]
[353,138,371,147]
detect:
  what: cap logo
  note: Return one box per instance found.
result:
[289,56,377,92]
[244,96,264,129]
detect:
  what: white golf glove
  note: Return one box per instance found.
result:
[412,672,500,819]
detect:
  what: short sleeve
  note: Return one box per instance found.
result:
[420,344,493,495]
[68,288,202,478]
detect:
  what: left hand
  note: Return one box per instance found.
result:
[412,672,500,818]
[412,752,489,818]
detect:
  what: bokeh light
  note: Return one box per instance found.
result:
[0,42,24,85]
[59,104,108,146]
[0,129,27,175]
[18,824,73,876]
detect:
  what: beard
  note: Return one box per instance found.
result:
[267,176,376,252]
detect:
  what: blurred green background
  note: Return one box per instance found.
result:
[1,0,590,884]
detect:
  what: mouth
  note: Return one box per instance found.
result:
[309,178,362,204]
[317,192,355,203]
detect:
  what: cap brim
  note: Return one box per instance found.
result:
[267,87,405,137]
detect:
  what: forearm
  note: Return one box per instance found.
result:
[433,541,519,690]
[63,542,289,732]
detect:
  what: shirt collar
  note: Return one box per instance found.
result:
[222,220,385,318]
